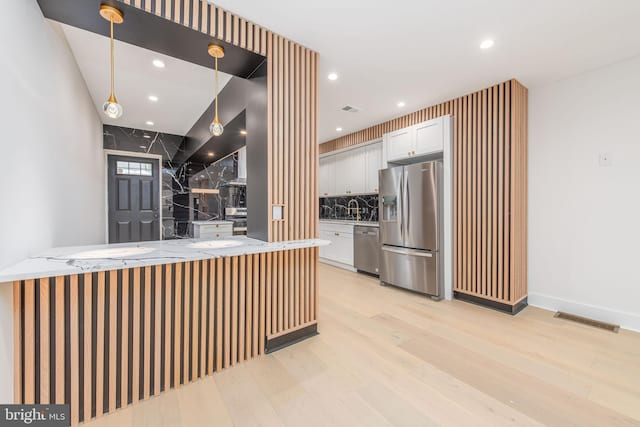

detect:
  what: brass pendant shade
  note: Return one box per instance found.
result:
[208,43,225,136]
[100,5,124,119]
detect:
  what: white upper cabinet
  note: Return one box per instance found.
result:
[318,141,381,197]
[414,119,444,155]
[319,156,335,197]
[365,142,383,193]
[384,116,445,163]
[385,128,414,162]
[334,148,365,195]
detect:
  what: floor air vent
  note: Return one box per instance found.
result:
[554,312,620,333]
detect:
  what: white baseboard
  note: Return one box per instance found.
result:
[319,258,357,272]
[528,292,640,333]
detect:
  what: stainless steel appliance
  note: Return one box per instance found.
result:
[379,161,442,297]
[354,226,380,276]
[225,207,247,235]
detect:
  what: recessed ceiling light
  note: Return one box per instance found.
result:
[152,59,165,68]
[143,134,151,139]
[336,127,343,132]
[327,73,338,81]
[200,174,205,179]
[397,101,406,108]
[139,145,146,149]
[480,39,495,50]
[207,152,214,157]
[240,130,247,135]
[148,95,159,102]
[146,121,154,126]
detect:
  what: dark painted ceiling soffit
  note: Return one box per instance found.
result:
[37,0,266,78]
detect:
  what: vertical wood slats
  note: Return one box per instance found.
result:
[12,249,318,425]
[320,79,528,305]
[119,0,318,243]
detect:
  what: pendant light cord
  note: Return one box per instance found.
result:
[214,56,219,122]
[110,17,115,100]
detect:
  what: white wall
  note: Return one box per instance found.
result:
[0,2,105,271]
[0,2,105,403]
[529,55,640,331]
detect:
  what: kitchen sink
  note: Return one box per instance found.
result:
[188,240,244,249]
[64,247,155,260]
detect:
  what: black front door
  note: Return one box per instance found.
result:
[107,155,160,243]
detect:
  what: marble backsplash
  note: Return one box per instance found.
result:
[104,125,244,239]
[319,194,379,222]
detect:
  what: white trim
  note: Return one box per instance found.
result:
[528,292,640,333]
[319,257,357,272]
[319,138,382,158]
[103,149,163,242]
[442,116,453,301]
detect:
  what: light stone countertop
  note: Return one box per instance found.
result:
[192,220,234,225]
[319,219,379,227]
[0,237,329,283]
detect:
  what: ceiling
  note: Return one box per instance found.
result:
[208,0,640,143]
[60,22,232,136]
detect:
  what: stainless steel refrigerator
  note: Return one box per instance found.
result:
[379,161,443,297]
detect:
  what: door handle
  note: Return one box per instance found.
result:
[382,246,433,258]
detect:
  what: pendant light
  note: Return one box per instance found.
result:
[207,44,225,136]
[100,5,124,119]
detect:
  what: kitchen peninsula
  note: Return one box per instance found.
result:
[2,236,327,423]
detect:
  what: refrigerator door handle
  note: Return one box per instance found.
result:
[404,169,410,238]
[398,171,404,242]
[382,246,433,258]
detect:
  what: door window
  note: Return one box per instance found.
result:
[116,161,153,176]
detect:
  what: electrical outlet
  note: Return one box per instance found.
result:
[599,152,612,167]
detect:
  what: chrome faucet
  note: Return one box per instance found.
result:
[347,199,361,221]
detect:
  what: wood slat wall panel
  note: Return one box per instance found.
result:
[39,278,50,404]
[13,248,318,425]
[114,0,318,243]
[320,79,528,306]
[54,276,64,405]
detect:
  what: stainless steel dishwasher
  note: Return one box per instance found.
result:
[354,225,380,276]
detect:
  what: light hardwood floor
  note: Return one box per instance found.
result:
[86,264,640,426]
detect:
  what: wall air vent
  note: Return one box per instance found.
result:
[341,105,360,113]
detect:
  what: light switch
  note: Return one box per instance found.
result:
[599,152,612,167]
[272,205,284,220]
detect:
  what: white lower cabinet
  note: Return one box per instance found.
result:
[319,223,354,268]
[193,222,233,239]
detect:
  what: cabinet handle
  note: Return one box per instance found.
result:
[374,188,378,192]
[407,151,411,156]
[334,232,340,236]
[412,150,416,155]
